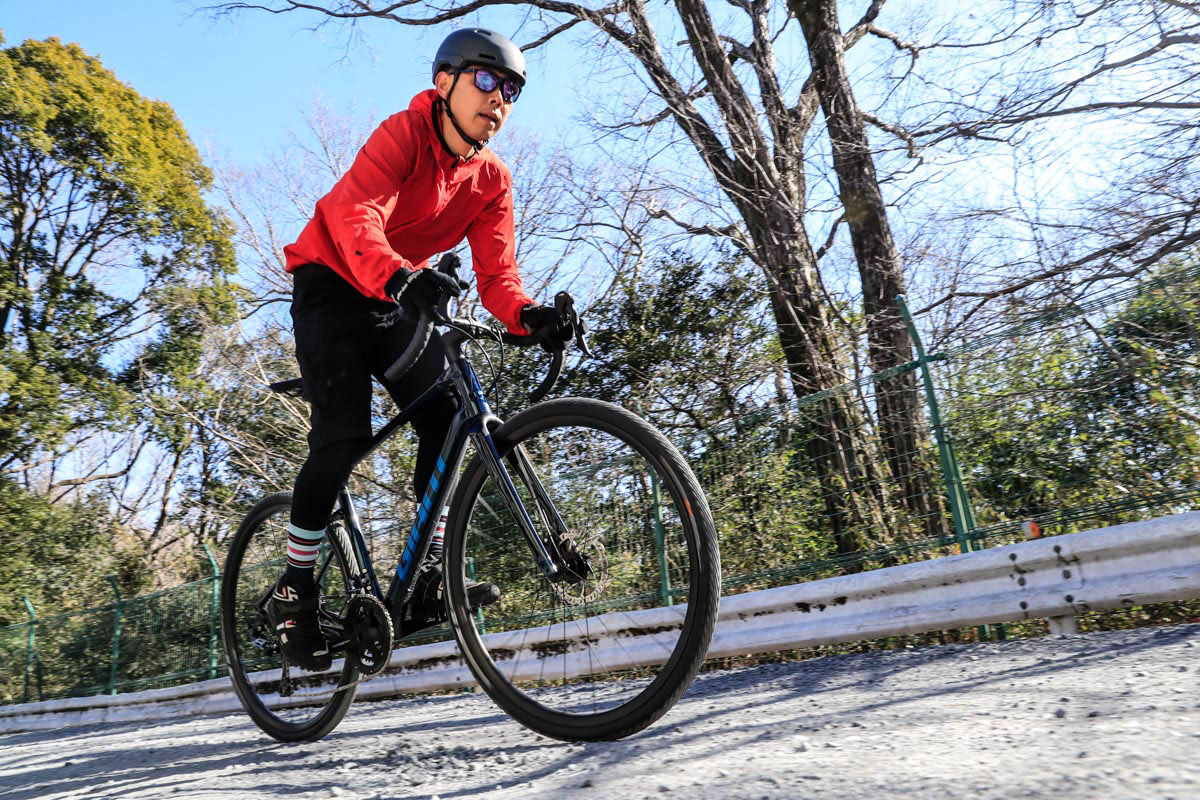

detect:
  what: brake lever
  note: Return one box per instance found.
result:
[434,252,465,324]
[574,316,594,359]
[553,291,594,359]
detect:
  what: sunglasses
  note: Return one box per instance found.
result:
[458,68,522,103]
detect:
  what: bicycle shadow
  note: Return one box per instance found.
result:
[0,697,511,800]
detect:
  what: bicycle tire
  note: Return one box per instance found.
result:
[219,492,359,742]
[444,398,720,741]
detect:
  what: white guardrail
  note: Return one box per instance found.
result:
[4,511,1199,733]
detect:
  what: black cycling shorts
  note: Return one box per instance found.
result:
[290,263,453,454]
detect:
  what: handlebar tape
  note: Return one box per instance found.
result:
[383,310,434,383]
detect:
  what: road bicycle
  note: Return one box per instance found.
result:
[219,256,721,742]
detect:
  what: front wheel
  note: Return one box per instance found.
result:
[444,398,720,741]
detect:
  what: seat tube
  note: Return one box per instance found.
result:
[337,487,381,598]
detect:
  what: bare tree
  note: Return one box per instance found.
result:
[202,0,940,561]
[790,0,942,539]
[859,0,1200,341]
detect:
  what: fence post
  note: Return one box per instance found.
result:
[466,557,485,633]
[634,403,673,607]
[898,296,996,641]
[650,470,674,607]
[22,596,36,704]
[466,555,486,694]
[203,545,220,680]
[106,575,123,695]
[896,295,979,553]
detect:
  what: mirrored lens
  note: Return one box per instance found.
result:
[473,68,499,92]
[468,69,520,102]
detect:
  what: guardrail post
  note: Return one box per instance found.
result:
[1023,521,1078,635]
[106,575,123,695]
[21,597,36,703]
[203,545,220,680]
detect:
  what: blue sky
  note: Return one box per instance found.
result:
[2,1,577,164]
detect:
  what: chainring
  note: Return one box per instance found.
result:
[346,594,394,676]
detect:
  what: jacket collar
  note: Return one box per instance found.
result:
[410,88,484,171]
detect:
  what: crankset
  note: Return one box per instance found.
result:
[345,594,394,676]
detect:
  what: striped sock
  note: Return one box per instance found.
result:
[285,523,325,580]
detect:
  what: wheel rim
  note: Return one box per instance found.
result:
[456,416,702,720]
[224,502,357,728]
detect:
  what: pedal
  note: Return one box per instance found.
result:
[396,580,499,638]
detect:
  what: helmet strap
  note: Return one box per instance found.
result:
[438,72,484,158]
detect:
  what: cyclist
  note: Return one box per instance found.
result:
[269,28,570,671]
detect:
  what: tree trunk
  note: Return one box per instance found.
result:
[742,210,881,566]
[793,0,947,544]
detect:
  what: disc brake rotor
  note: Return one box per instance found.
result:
[550,531,610,605]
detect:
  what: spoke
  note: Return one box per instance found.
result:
[461,419,696,716]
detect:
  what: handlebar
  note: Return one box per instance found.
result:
[382,253,461,384]
[382,254,592,404]
[497,291,592,402]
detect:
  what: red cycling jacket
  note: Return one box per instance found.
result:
[284,89,533,334]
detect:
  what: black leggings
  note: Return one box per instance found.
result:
[288,264,455,531]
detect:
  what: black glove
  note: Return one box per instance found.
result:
[520,303,573,351]
[386,267,466,318]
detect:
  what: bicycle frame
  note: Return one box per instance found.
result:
[328,324,563,624]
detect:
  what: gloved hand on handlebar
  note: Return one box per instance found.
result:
[520,303,574,352]
[386,266,468,320]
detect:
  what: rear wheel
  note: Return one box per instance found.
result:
[219,492,359,742]
[444,398,720,741]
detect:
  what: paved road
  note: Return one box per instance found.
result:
[2,624,1197,800]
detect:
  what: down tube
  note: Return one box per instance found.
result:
[385,411,473,609]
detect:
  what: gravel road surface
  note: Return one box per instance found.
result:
[2,623,1197,800]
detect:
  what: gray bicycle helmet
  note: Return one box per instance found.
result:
[433,28,526,86]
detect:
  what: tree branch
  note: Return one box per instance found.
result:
[647,207,751,253]
[914,206,1200,317]
[866,23,920,57]
[861,111,921,158]
[520,16,585,50]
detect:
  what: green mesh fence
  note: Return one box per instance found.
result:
[937,263,1200,549]
[4,263,1199,705]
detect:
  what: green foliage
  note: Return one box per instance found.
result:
[1077,282,1200,485]
[0,36,237,465]
[560,253,834,581]
[947,260,1200,528]
[564,252,775,432]
[0,476,139,628]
